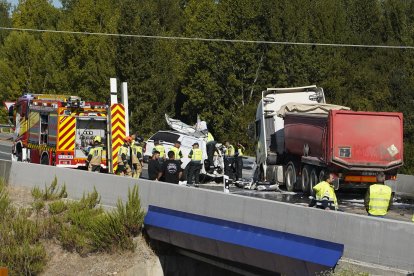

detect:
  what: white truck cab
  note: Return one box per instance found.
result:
[254,85,325,184]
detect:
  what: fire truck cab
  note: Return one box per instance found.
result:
[11,94,109,170]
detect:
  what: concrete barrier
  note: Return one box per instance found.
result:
[389,174,414,199]
[2,160,414,273]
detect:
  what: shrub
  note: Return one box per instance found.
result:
[31,176,67,201]
[48,200,67,215]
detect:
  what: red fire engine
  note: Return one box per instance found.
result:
[11,94,111,170]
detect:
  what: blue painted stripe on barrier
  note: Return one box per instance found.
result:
[144,205,344,268]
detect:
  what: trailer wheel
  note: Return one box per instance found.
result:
[41,154,49,165]
[309,168,319,196]
[285,162,296,192]
[301,165,311,193]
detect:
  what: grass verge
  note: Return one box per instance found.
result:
[1,178,146,275]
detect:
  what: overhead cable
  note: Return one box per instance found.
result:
[0,26,413,49]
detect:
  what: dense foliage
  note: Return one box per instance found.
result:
[0,0,413,172]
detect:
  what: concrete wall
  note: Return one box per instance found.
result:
[390,174,414,199]
[3,160,414,273]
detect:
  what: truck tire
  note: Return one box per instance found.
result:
[41,154,49,165]
[309,168,319,196]
[301,165,311,193]
[285,162,296,192]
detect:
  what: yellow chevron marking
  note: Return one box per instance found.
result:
[60,136,75,150]
[58,119,76,136]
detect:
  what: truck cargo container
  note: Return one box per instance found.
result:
[254,86,404,193]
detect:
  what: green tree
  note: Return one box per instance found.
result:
[0,0,11,44]
[116,0,184,136]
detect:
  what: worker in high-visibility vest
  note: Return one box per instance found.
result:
[131,137,143,178]
[187,142,203,187]
[311,172,338,210]
[116,136,132,176]
[87,135,103,172]
[364,172,393,217]
[170,141,183,161]
[225,141,235,157]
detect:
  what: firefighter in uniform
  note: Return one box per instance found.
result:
[364,172,393,217]
[116,136,132,176]
[131,137,143,178]
[310,172,338,210]
[87,136,103,172]
[170,141,183,161]
[187,142,203,187]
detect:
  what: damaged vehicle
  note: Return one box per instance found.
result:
[144,114,225,182]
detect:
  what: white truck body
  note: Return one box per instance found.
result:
[255,85,325,182]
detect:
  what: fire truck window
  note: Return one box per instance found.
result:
[40,114,49,144]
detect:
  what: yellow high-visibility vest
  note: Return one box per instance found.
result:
[237,149,243,156]
[207,132,214,142]
[189,148,202,161]
[226,145,235,156]
[88,146,103,165]
[170,146,182,160]
[154,144,165,158]
[117,145,129,164]
[313,181,338,209]
[368,184,392,216]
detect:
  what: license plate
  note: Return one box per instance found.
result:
[58,155,73,159]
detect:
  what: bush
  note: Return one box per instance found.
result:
[31,176,67,201]
[48,200,67,215]
[1,182,146,274]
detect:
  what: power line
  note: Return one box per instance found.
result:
[0,26,413,49]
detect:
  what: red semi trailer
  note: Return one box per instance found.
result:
[278,104,403,192]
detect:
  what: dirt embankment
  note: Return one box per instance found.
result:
[7,185,163,276]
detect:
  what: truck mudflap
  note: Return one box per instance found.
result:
[144,205,344,275]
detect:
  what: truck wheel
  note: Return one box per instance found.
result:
[285,162,296,192]
[41,154,49,165]
[309,168,318,196]
[301,165,311,193]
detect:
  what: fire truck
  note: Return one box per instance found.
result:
[9,88,127,173]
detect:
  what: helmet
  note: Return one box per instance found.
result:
[124,136,132,142]
[94,136,102,143]
[135,136,144,143]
